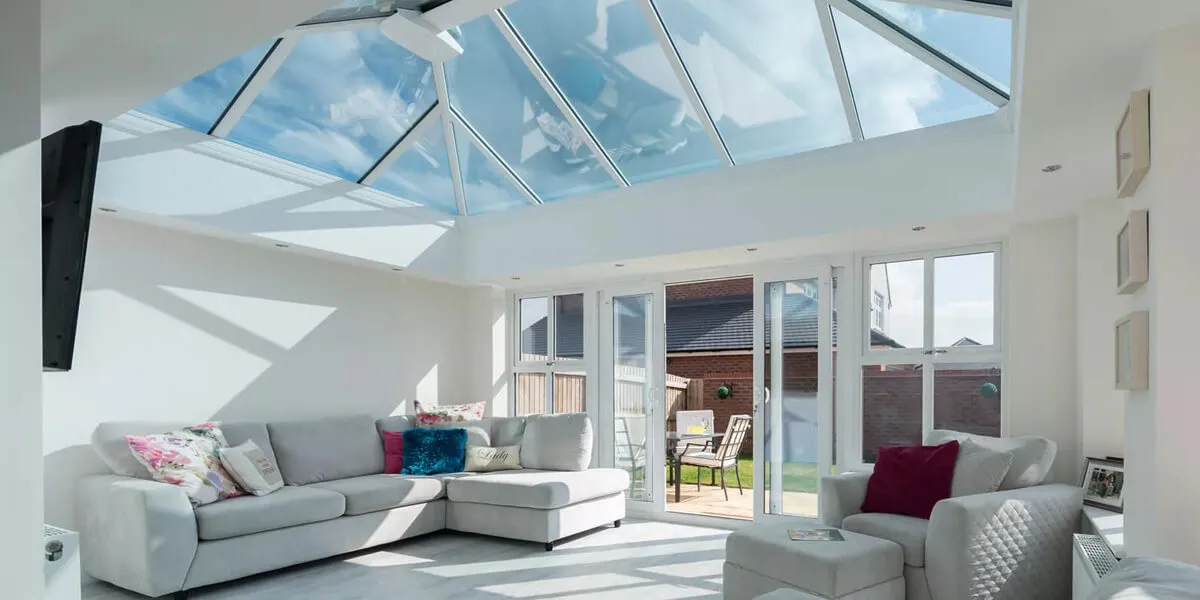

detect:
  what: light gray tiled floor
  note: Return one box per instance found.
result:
[83,520,729,600]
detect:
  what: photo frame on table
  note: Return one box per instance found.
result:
[1117,209,1149,294]
[1116,89,1150,198]
[1081,457,1126,513]
[1115,311,1149,391]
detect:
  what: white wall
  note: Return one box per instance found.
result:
[1074,197,1127,460]
[465,285,510,417]
[0,1,45,597]
[1005,216,1079,484]
[42,216,473,530]
[464,113,1014,282]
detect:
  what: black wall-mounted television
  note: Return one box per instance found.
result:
[42,121,102,372]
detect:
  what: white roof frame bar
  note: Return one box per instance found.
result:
[815,0,864,142]
[210,37,299,137]
[637,0,734,167]
[359,101,441,186]
[491,10,629,188]
[830,0,1008,107]
[433,65,468,215]
[286,15,390,36]
[884,0,1011,19]
[424,0,519,31]
[449,106,541,206]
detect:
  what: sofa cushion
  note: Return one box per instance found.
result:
[193,486,345,540]
[519,413,593,471]
[951,438,1013,497]
[267,415,384,486]
[1088,557,1200,600]
[401,428,467,476]
[489,417,527,447]
[309,474,444,515]
[926,430,1056,490]
[92,420,274,480]
[862,441,959,519]
[376,415,414,434]
[446,468,629,509]
[842,513,929,567]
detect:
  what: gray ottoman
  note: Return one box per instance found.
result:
[724,522,904,600]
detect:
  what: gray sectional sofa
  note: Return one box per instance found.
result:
[76,413,629,599]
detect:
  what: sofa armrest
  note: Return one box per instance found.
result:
[925,484,1084,600]
[818,471,872,527]
[75,474,198,597]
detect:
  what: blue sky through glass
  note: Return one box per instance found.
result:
[862,0,1011,90]
[504,0,723,184]
[656,0,851,165]
[227,29,437,181]
[370,115,459,214]
[454,123,531,215]
[445,16,617,202]
[136,41,274,132]
[833,8,995,139]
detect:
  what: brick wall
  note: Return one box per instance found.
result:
[666,277,752,300]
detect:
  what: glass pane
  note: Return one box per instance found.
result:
[504,0,724,184]
[655,0,851,164]
[764,279,821,517]
[832,8,995,139]
[614,294,651,501]
[515,372,547,416]
[227,29,437,181]
[868,259,923,350]
[862,0,1011,90]
[933,362,1001,437]
[934,252,994,347]
[370,115,459,214]
[861,364,922,462]
[519,297,548,361]
[445,17,617,202]
[302,0,398,26]
[552,370,587,413]
[455,123,532,214]
[136,41,274,132]
[553,294,585,360]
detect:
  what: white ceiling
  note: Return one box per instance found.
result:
[1011,0,1200,220]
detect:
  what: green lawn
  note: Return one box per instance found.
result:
[670,457,819,494]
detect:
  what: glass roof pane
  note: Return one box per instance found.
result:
[504,0,723,184]
[136,41,274,133]
[445,17,617,202]
[655,0,852,164]
[454,123,530,215]
[832,8,995,139]
[862,0,1011,90]
[302,0,396,26]
[370,115,459,214]
[227,29,438,181]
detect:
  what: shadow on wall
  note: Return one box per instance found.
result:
[42,217,470,528]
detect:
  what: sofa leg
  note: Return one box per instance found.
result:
[614,519,622,528]
[174,592,190,600]
[544,542,554,552]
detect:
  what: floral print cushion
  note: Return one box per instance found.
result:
[414,400,486,427]
[125,422,244,506]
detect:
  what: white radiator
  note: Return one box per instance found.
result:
[44,524,80,600]
[1072,533,1119,600]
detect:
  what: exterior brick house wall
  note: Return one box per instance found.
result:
[665,278,1001,460]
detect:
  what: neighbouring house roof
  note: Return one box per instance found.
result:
[521,293,903,357]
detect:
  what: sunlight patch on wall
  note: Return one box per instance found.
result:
[257,223,452,268]
[159,286,337,350]
[414,364,439,412]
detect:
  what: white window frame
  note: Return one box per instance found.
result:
[510,289,595,419]
[846,243,1004,469]
[870,291,885,331]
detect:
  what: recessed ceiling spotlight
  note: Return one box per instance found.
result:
[1041,164,1062,173]
[911,226,927,232]
[614,263,626,268]
[746,247,759,252]
[510,276,521,281]
[97,207,117,213]
[274,243,289,248]
[391,267,404,272]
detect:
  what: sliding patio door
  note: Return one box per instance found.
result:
[598,285,665,509]
[753,267,835,521]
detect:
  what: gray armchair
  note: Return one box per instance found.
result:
[820,431,1084,600]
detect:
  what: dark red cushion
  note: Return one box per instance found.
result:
[381,430,405,474]
[861,441,960,519]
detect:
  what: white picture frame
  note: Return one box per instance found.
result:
[1115,311,1149,391]
[1117,209,1149,294]
[1116,89,1151,198]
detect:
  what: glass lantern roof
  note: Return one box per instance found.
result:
[129,0,1013,216]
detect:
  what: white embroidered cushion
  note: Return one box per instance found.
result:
[465,445,522,472]
[219,440,284,496]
